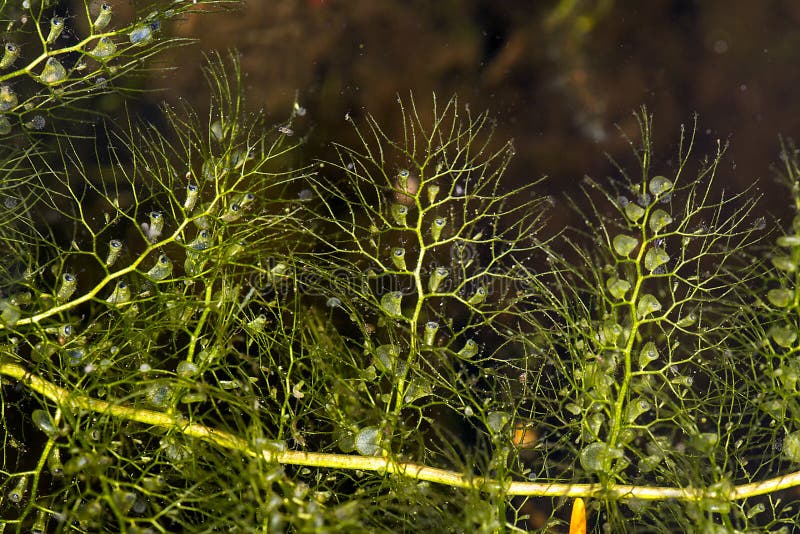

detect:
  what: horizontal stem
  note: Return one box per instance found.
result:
[1,360,795,501]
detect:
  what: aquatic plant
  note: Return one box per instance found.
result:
[3,2,800,532]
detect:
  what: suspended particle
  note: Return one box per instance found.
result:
[391,247,407,270]
[0,43,19,69]
[93,2,113,30]
[46,16,64,44]
[0,85,18,111]
[430,216,447,242]
[129,24,153,45]
[467,286,487,305]
[423,321,439,346]
[147,253,172,281]
[32,409,57,436]
[426,184,440,205]
[106,280,130,304]
[457,339,479,359]
[56,273,77,302]
[184,183,199,211]
[143,210,164,243]
[390,203,408,226]
[40,57,67,85]
[0,115,11,135]
[105,239,123,266]
[380,291,403,317]
[8,476,27,503]
[428,266,449,293]
[221,202,242,222]
[89,37,116,60]
[648,209,673,234]
[612,234,638,257]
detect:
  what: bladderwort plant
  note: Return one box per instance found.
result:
[4,4,800,534]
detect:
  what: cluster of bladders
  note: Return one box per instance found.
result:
[0,2,163,134]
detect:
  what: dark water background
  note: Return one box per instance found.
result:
[108,0,800,229]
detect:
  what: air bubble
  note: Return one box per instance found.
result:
[40,57,67,85]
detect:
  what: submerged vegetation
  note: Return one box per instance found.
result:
[4,1,800,532]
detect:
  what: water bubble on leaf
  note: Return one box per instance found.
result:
[0,300,21,326]
[486,411,510,434]
[391,247,407,270]
[428,266,449,293]
[46,16,65,44]
[32,409,57,436]
[374,344,399,373]
[106,280,130,304]
[468,286,487,305]
[644,247,670,272]
[0,43,19,69]
[636,293,662,319]
[430,216,447,242]
[624,202,645,222]
[423,321,438,346]
[146,253,172,281]
[769,325,797,348]
[606,277,631,300]
[57,273,77,302]
[767,288,793,308]
[40,57,67,85]
[89,37,116,60]
[777,235,800,248]
[176,361,198,378]
[380,291,403,317]
[648,209,673,234]
[355,426,382,456]
[0,85,17,111]
[184,183,199,211]
[105,239,123,266]
[648,175,673,196]
[0,115,11,135]
[612,234,638,257]
[390,203,408,226]
[93,2,113,30]
[772,255,797,272]
[784,431,800,462]
[457,339,479,359]
[8,476,27,503]
[129,24,153,45]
